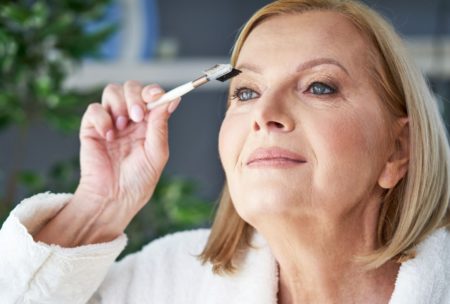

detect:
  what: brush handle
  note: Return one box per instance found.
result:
[147,82,195,110]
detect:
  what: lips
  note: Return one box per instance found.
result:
[246,147,307,167]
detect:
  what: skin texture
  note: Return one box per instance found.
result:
[219,11,409,304]
[35,82,181,246]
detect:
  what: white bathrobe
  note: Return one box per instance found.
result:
[0,192,449,304]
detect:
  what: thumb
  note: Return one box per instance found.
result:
[143,97,181,170]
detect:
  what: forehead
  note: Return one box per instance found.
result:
[238,11,372,72]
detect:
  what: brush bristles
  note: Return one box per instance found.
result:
[216,68,241,82]
[203,64,241,82]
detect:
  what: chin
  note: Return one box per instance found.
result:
[230,187,303,224]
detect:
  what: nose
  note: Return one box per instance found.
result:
[251,93,295,133]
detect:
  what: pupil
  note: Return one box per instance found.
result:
[314,84,325,94]
[241,90,251,100]
[312,83,333,95]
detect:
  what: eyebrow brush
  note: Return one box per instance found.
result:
[147,64,241,110]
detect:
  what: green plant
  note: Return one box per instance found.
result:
[0,0,116,209]
[0,0,215,251]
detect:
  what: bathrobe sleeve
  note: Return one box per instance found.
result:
[0,192,127,304]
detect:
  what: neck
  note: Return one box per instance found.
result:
[256,197,399,304]
[277,259,398,304]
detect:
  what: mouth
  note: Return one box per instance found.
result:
[246,147,307,168]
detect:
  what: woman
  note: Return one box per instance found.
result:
[1,0,449,303]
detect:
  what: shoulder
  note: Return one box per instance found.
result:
[94,229,212,303]
[414,227,450,269]
[98,229,279,303]
[390,227,450,303]
[126,229,212,298]
[139,228,210,257]
[121,228,211,273]
[417,228,450,297]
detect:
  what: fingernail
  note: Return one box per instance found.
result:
[130,104,144,122]
[116,116,128,130]
[106,130,114,142]
[147,87,164,98]
[168,98,181,114]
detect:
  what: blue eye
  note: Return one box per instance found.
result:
[231,87,259,102]
[308,82,336,95]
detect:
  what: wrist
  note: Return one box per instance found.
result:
[70,188,127,243]
[34,189,123,246]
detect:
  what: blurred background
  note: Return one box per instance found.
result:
[0,0,449,255]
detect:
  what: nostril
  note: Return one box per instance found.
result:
[268,121,285,129]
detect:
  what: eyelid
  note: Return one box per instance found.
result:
[229,80,262,97]
[307,81,337,90]
[230,77,261,90]
[298,74,340,92]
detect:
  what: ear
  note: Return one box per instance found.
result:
[378,117,410,189]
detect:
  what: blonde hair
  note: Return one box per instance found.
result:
[200,0,450,273]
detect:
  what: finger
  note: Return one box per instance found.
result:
[80,103,115,142]
[144,84,180,116]
[143,96,181,171]
[102,83,129,131]
[123,80,145,123]
[141,84,165,104]
[168,98,181,114]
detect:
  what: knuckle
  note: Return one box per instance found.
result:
[143,84,163,96]
[124,80,141,88]
[145,83,161,90]
[87,102,101,113]
[81,103,105,130]
[86,103,110,125]
[102,83,122,105]
[103,83,121,94]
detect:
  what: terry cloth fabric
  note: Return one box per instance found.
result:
[0,192,449,303]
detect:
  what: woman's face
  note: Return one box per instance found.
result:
[219,11,396,225]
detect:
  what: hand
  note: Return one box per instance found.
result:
[34,81,180,246]
[75,81,181,234]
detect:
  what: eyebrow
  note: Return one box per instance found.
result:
[236,57,350,76]
[297,58,350,76]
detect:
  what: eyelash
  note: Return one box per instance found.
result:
[307,82,337,96]
[230,81,337,102]
[230,87,259,102]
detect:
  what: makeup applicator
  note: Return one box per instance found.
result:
[147,64,241,110]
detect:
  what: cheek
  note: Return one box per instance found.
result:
[310,108,388,194]
[218,114,246,173]
[328,115,373,155]
[339,110,387,162]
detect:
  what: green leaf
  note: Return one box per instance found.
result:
[0,4,29,25]
[18,171,45,192]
